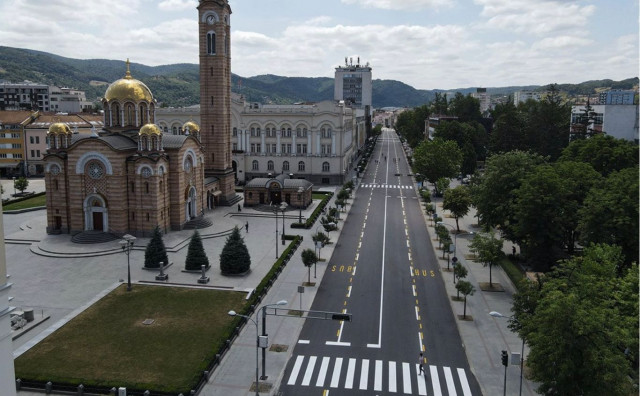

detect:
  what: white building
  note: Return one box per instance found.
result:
[471,88,491,115]
[49,87,93,113]
[570,103,639,142]
[156,94,364,185]
[513,90,541,105]
[334,57,372,109]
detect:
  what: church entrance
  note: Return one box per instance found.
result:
[186,187,197,220]
[84,194,108,231]
[92,212,104,231]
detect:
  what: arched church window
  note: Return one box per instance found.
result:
[283,161,290,171]
[322,162,330,172]
[50,164,61,175]
[298,161,305,171]
[267,160,274,171]
[207,31,216,55]
[252,160,259,171]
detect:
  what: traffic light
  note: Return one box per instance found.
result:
[501,350,508,367]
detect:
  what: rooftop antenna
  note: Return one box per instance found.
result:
[350,57,353,65]
[345,57,348,66]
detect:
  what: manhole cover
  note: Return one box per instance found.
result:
[142,319,155,325]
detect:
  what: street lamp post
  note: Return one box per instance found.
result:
[297,187,303,224]
[490,311,525,396]
[273,205,279,258]
[228,310,260,396]
[260,300,287,379]
[12,176,15,196]
[280,202,287,245]
[119,234,136,291]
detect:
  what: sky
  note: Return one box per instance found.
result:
[0,0,637,90]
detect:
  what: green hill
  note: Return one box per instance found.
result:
[0,46,636,109]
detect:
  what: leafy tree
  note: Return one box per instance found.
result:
[337,188,350,201]
[185,230,209,270]
[448,92,481,122]
[488,101,527,154]
[14,177,28,193]
[511,244,638,395]
[513,162,601,271]
[220,226,251,275]
[144,226,169,269]
[431,92,448,115]
[301,248,318,284]
[559,134,639,176]
[470,151,546,238]
[434,177,450,197]
[433,120,487,173]
[454,264,468,298]
[455,280,475,319]
[569,100,598,140]
[321,216,338,233]
[312,231,329,247]
[578,168,639,267]
[442,186,472,232]
[468,232,503,287]
[412,138,462,196]
[524,84,571,160]
[395,104,430,148]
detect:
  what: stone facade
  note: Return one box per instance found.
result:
[157,97,363,185]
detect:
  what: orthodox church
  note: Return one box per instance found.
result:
[43,62,220,236]
[42,0,256,237]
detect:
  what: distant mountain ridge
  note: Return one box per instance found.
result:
[0,46,636,109]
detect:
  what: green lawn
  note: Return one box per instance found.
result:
[3,194,46,210]
[15,285,248,393]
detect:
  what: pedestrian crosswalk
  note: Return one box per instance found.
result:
[361,184,415,190]
[285,355,473,395]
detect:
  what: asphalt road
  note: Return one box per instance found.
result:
[278,129,481,395]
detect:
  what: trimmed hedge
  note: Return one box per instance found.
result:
[291,191,334,229]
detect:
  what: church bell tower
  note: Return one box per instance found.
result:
[198,0,237,204]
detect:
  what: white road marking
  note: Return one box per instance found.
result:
[412,284,417,296]
[443,366,457,396]
[374,360,383,391]
[415,306,420,320]
[287,355,304,385]
[389,361,397,392]
[297,339,310,344]
[325,341,351,346]
[402,362,412,394]
[330,357,343,388]
[345,358,356,389]
[301,356,317,386]
[359,359,369,390]
[347,285,352,297]
[316,356,330,387]
[430,365,442,396]
[416,365,427,395]
[458,368,473,396]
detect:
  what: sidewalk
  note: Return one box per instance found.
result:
[424,180,537,396]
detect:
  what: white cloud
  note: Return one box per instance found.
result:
[158,0,198,11]
[531,35,594,51]
[475,0,595,35]
[340,0,453,10]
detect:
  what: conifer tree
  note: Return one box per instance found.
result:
[144,226,169,268]
[185,230,209,270]
[220,226,251,275]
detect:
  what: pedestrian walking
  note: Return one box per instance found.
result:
[237,204,241,212]
[512,245,516,255]
[245,221,249,233]
[418,352,424,375]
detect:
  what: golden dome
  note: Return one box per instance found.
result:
[48,122,71,135]
[139,123,162,136]
[183,121,200,133]
[104,59,153,103]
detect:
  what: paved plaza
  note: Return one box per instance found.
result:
[7,177,536,395]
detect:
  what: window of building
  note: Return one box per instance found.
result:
[29,136,34,144]
[281,144,286,153]
[35,136,39,144]
[232,127,237,137]
[267,160,274,170]
[298,161,305,171]
[36,150,40,157]
[256,143,261,152]
[207,31,216,54]
[145,182,149,194]
[322,162,330,172]
[283,161,290,171]
[232,143,238,151]
[130,182,135,192]
[252,160,259,170]
[271,144,276,153]
[12,143,20,148]
[30,150,34,157]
